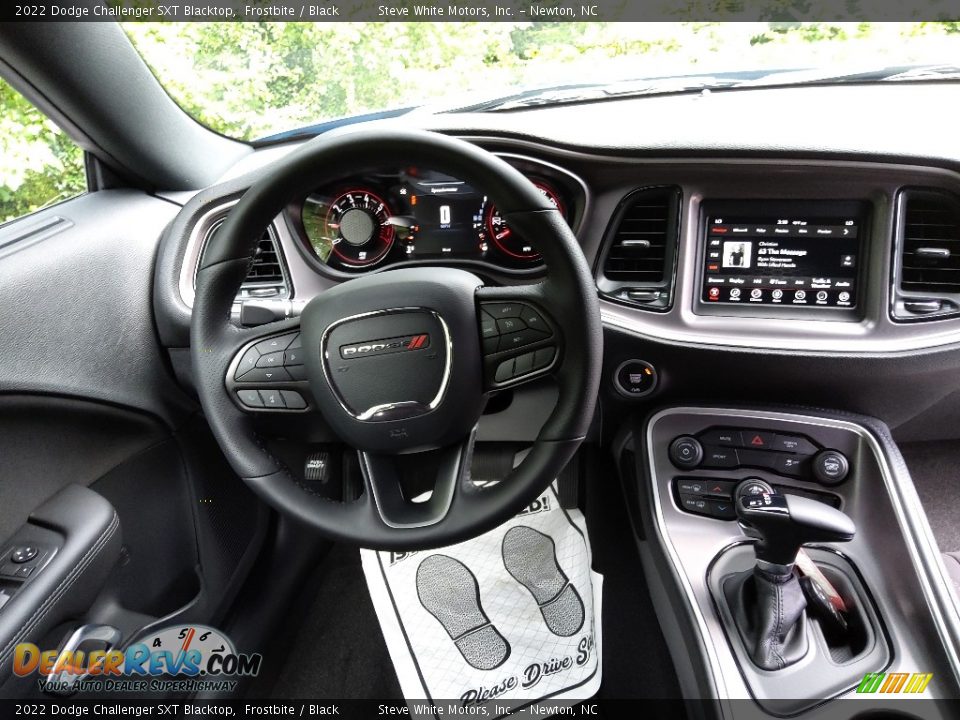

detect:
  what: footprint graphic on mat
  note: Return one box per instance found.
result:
[416,554,511,670]
[502,525,585,637]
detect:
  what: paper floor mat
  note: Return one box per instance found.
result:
[361,487,602,716]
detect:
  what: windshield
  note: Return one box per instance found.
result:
[123,22,960,142]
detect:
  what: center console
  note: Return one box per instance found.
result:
[614,407,960,717]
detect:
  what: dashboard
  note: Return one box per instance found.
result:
[285,160,584,275]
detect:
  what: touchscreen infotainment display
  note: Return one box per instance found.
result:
[700,204,864,309]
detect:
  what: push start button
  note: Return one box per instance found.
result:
[614,359,658,398]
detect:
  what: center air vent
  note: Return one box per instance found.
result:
[596,186,681,311]
[893,188,960,320]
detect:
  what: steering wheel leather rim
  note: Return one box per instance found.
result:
[191,127,602,550]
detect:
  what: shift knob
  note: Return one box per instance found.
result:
[736,488,856,566]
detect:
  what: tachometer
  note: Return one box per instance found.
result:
[302,189,395,268]
[484,181,565,261]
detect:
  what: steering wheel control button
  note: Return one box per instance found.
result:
[242,367,291,383]
[484,303,523,318]
[259,389,285,409]
[237,390,263,408]
[496,317,524,334]
[256,351,285,368]
[286,365,307,381]
[10,546,38,564]
[255,335,293,354]
[280,390,307,410]
[669,436,703,469]
[613,360,658,398]
[235,348,261,379]
[283,348,304,366]
[813,450,850,485]
[519,306,548,332]
[479,301,555,358]
[533,346,556,369]
[497,328,544,351]
[495,359,515,382]
[513,352,534,376]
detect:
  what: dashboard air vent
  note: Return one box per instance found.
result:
[246,232,285,286]
[197,221,290,303]
[596,186,681,311]
[893,189,960,320]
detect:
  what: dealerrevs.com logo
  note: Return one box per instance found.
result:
[339,333,430,358]
[13,625,261,694]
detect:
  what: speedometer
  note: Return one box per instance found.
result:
[302,189,395,268]
[484,181,565,261]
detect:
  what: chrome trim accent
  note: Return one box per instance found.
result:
[320,307,453,422]
[645,407,960,703]
[179,200,291,309]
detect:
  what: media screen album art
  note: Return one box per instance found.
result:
[360,487,602,715]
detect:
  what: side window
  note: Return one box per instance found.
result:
[0,76,86,224]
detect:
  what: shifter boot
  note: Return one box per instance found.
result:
[724,565,808,671]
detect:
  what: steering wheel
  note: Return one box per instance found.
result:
[191,128,602,550]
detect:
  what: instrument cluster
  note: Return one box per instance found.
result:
[286,166,578,273]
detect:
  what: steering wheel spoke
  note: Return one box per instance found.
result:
[476,285,562,391]
[358,431,476,529]
[223,319,313,412]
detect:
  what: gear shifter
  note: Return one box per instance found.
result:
[724,481,856,670]
[737,487,856,568]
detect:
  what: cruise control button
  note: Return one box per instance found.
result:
[255,335,295,354]
[772,434,818,455]
[235,348,260,379]
[280,390,307,409]
[701,446,738,468]
[287,333,302,350]
[242,367,291,383]
[532,346,556,370]
[481,319,498,339]
[237,390,263,408]
[256,351,285,368]
[283,348,304,366]
[483,303,523,318]
[700,429,741,447]
[496,317,524,335]
[482,336,499,354]
[513,352,534,376]
[519,306,549,334]
[498,328,544,351]
[259,389,285,409]
[494,359,515,382]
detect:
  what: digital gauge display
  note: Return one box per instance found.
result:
[297,169,571,271]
